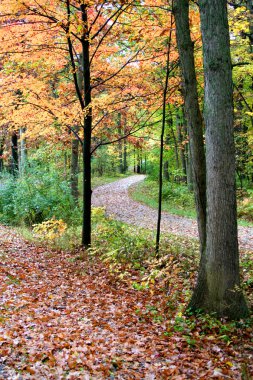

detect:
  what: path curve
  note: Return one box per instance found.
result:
[92,175,253,251]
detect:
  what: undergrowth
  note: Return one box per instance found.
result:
[129,179,196,219]
[130,178,253,225]
[13,206,253,376]
[17,206,253,315]
[87,208,253,371]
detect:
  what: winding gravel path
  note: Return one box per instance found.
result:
[92,174,253,251]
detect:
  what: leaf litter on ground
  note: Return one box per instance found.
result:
[0,224,252,380]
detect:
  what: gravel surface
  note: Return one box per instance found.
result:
[92,174,253,251]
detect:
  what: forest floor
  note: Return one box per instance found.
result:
[0,224,252,380]
[0,175,252,379]
[92,175,253,251]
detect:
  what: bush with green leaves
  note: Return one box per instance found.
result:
[0,165,80,226]
[130,178,195,218]
[237,189,253,222]
[91,208,154,264]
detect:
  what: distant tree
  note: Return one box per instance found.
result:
[11,132,19,175]
[0,136,5,173]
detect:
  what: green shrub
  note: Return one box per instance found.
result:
[0,166,80,226]
[162,182,194,209]
[91,208,154,264]
[237,190,253,222]
[130,178,195,218]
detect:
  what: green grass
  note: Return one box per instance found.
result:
[77,172,131,195]
[91,173,131,189]
[130,178,253,226]
[129,179,196,219]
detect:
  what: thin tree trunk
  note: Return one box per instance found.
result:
[140,148,143,173]
[136,150,141,173]
[171,127,180,170]
[163,160,169,182]
[0,137,5,172]
[123,122,127,173]
[133,146,136,173]
[123,138,127,172]
[167,111,180,170]
[66,0,92,248]
[11,132,19,176]
[156,7,173,253]
[118,115,124,174]
[81,3,92,248]
[70,54,83,204]
[181,108,193,190]
[19,127,26,175]
[186,140,193,191]
[163,134,170,182]
[189,0,249,318]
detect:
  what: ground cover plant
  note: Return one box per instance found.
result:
[130,178,253,225]
[129,178,196,219]
[0,145,130,228]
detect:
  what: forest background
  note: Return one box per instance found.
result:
[0,0,253,376]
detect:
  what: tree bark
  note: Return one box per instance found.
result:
[0,137,5,172]
[186,139,193,191]
[173,0,206,255]
[181,108,193,190]
[11,132,19,176]
[163,159,169,182]
[176,109,187,182]
[118,115,124,174]
[123,130,127,173]
[136,150,141,173]
[189,0,249,318]
[156,14,173,253]
[19,127,26,175]
[70,54,83,204]
[81,4,92,248]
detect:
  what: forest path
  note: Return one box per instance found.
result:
[92,174,253,251]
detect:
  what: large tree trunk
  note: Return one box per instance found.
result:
[173,0,206,255]
[189,0,249,318]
